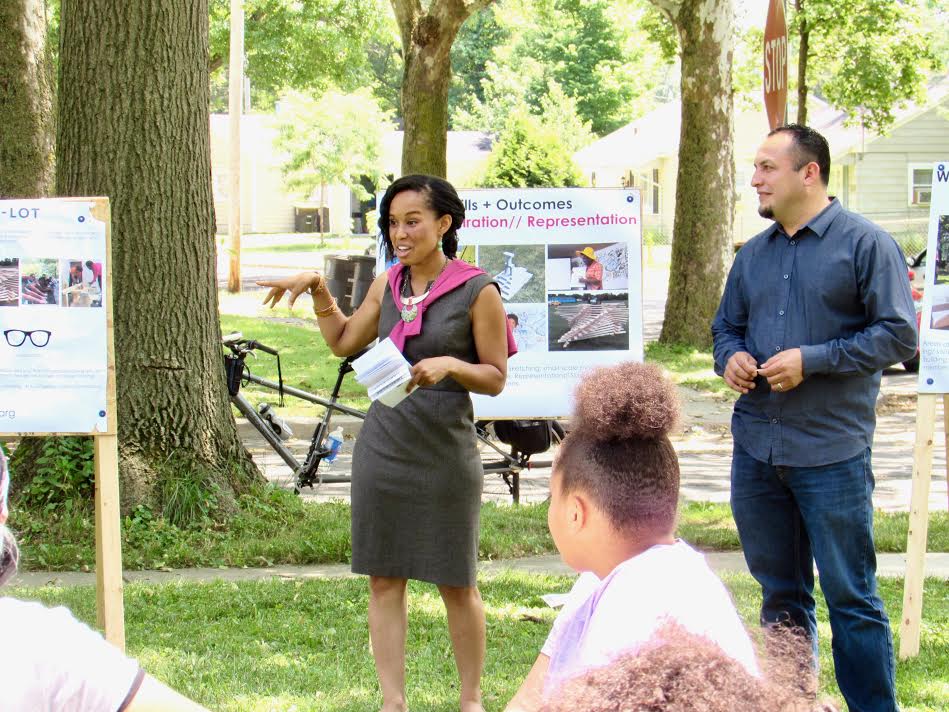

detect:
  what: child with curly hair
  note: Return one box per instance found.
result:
[538,622,836,712]
[505,362,757,711]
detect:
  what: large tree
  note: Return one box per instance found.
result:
[651,0,735,348]
[793,0,942,131]
[0,0,55,198]
[57,0,260,512]
[391,0,495,176]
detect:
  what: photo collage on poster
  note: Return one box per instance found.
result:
[0,257,104,311]
[459,241,630,353]
[927,214,949,331]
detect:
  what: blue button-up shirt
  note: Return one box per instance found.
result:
[712,199,917,467]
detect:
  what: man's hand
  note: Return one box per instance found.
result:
[757,348,804,393]
[723,351,758,394]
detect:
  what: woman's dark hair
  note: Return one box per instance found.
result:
[507,313,519,326]
[556,362,680,536]
[377,174,465,260]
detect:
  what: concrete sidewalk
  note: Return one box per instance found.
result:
[239,368,948,512]
[11,551,949,589]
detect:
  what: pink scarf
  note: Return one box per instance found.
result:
[387,259,517,356]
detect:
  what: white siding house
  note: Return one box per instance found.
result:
[210,114,494,235]
[574,76,949,252]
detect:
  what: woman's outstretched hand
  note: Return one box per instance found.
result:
[257,272,321,310]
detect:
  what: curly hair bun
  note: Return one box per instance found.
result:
[571,361,679,441]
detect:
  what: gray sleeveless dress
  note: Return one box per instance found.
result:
[350,272,495,587]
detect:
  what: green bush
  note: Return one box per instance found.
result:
[15,436,95,512]
[480,111,584,188]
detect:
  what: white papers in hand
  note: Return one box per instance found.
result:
[351,338,415,407]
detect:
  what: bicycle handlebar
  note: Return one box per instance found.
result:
[246,340,278,356]
[222,334,280,358]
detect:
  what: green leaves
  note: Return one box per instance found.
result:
[15,436,95,512]
[453,0,669,138]
[208,0,397,112]
[795,0,944,132]
[479,109,584,187]
[271,88,393,204]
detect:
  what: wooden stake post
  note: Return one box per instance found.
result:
[0,197,124,650]
[899,393,947,659]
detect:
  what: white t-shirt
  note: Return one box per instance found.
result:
[540,540,758,696]
[0,597,143,712]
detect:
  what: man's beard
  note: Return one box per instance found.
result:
[758,205,774,219]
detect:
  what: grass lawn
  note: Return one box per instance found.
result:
[8,573,948,711]
[219,314,371,412]
[644,341,734,394]
[12,494,949,571]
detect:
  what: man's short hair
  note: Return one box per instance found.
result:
[768,123,831,186]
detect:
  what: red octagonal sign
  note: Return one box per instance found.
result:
[763,0,788,129]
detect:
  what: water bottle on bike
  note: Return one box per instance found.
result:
[258,403,293,441]
[324,425,344,462]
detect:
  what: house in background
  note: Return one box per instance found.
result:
[574,75,949,253]
[210,114,494,235]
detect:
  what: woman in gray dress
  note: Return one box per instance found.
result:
[259,175,509,712]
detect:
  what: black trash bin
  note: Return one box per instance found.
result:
[324,255,357,315]
[324,254,377,316]
[293,206,330,233]
[294,206,318,233]
[350,255,376,313]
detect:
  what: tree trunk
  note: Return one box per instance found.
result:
[57,0,260,514]
[656,0,735,349]
[391,0,493,177]
[0,0,55,487]
[795,0,809,126]
[0,0,54,198]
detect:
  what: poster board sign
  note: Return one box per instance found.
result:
[378,187,643,418]
[0,197,123,650]
[0,199,111,434]
[915,162,949,392]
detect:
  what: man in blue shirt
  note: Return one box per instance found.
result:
[712,124,916,712]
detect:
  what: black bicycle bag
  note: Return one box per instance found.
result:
[492,420,551,456]
[225,354,244,396]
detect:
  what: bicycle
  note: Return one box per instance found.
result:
[223,332,563,503]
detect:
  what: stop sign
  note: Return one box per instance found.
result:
[763,0,788,129]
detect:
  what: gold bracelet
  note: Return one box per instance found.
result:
[314,297,339,318]
[309,273,325,296]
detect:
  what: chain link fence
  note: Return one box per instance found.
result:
[864,211,930,258]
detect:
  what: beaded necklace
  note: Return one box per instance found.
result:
[399,257,449,323]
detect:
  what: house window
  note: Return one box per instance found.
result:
[908,164,933,206]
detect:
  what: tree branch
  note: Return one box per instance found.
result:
[391,0,423,42]
[648,0,682,24]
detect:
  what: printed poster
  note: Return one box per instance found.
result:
[379,187,643,418]
[0,199,109,433]
[917,162,949,392]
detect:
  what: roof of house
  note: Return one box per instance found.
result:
[573,75,949,169]
[380,131,494,172]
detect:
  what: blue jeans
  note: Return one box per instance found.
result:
[730,443,897,712]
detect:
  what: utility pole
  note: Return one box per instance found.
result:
[227,0,244,293]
